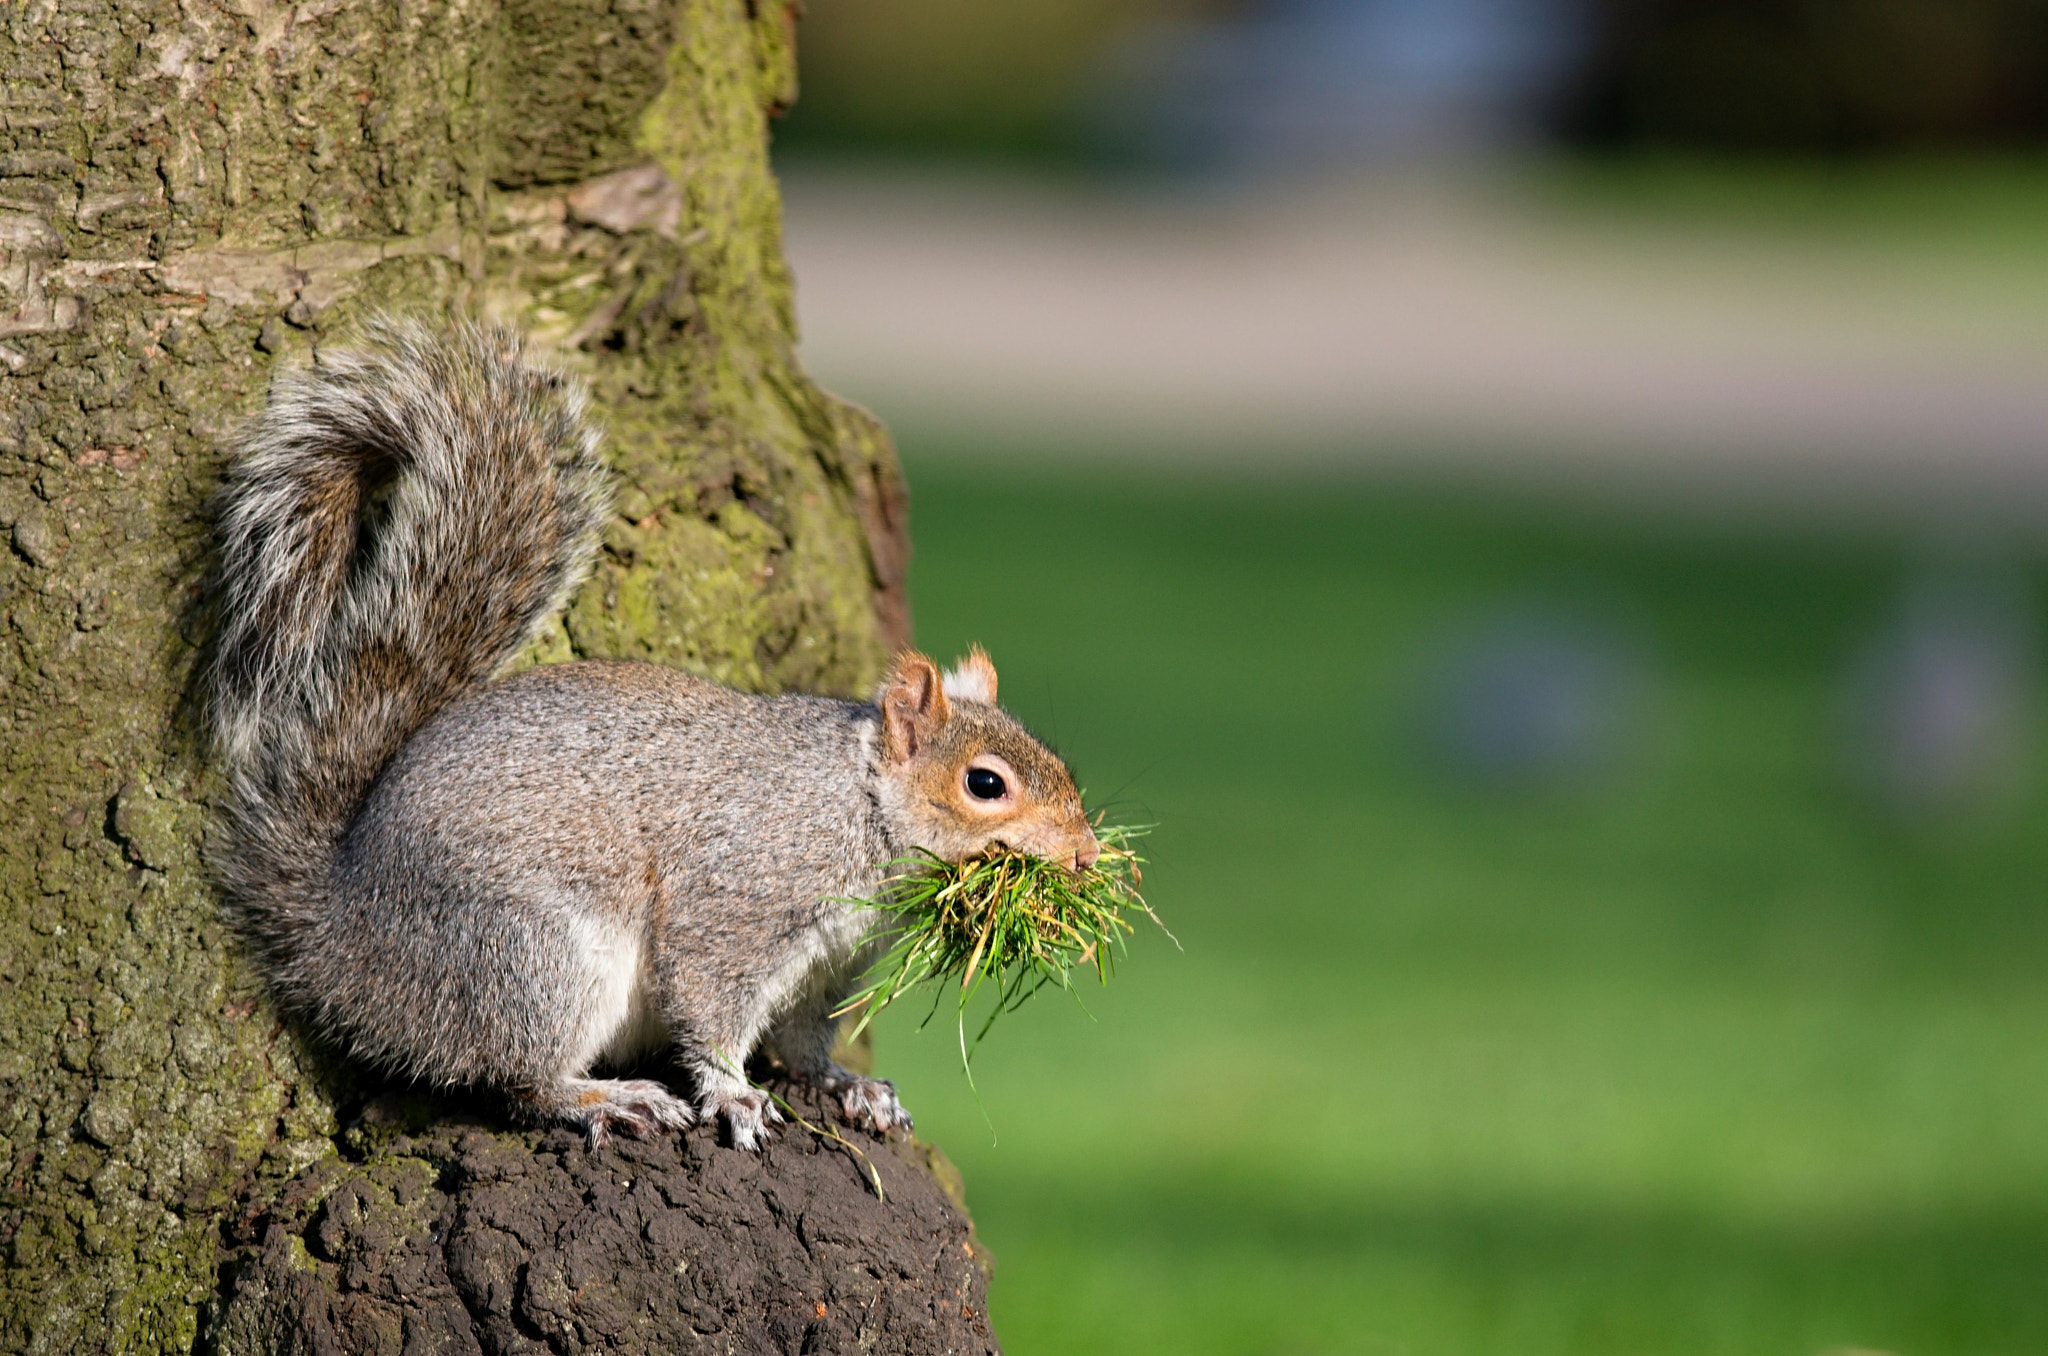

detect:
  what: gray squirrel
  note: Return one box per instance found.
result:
[205,320,1100,1148]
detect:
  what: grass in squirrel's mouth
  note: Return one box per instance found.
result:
[836,823,1168,1069]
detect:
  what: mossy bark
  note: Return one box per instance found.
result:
[0,3,950,1351]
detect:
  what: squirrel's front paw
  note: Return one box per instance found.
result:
[833,1074,913,1135]
[711,1086,785,1151]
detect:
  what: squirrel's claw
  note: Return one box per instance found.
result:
[554,1077,694,1150]
[834,1075,913,1135]
[714,1086,782,1151]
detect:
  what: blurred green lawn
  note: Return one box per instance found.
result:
[869,453,2048,1356]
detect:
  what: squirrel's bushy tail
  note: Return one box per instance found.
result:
[207,319,611,944]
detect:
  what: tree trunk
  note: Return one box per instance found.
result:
[0,3,986,1351]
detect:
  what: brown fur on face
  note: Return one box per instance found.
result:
[877,651,1099,871]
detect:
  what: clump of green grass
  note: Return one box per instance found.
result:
[837,823,1166,1068]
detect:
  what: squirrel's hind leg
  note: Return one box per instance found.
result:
[516,1077,695,1150]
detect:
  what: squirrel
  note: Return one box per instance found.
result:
[204,320,1100,1149]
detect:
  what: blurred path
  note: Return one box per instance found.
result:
[781,167,2048,519]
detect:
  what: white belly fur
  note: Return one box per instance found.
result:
[567,903,879,1075]
[567,915,667,1072]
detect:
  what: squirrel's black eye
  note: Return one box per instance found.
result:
[966,768,1007,800]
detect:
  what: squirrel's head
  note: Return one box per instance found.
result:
[871,648,1100,873]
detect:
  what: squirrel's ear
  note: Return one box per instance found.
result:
[881,651,950,762]
[941,645,999,705]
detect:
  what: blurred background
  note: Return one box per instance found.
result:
[772,4,2048,1352]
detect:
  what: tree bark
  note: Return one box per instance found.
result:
[0,3,981,1351]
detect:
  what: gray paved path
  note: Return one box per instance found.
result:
[781,168,2048,518]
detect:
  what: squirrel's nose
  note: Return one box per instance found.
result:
[1070,834,1100,872]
